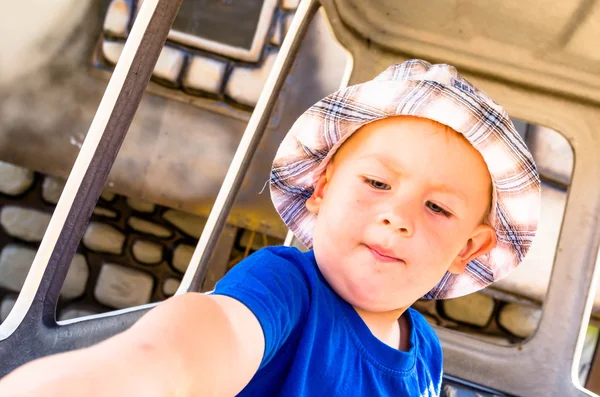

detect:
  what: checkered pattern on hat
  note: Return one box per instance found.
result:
[270,60,541,299]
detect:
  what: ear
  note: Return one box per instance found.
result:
[448,225,497,274]
[305,163,334,214]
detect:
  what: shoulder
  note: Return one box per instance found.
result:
[213,245,319,298]
[212,246,318,369]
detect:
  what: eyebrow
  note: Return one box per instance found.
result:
[361,154,469,207]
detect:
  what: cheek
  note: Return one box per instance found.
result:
[421,222,469,263]
[324,184,370,222]
[314,189,373,256]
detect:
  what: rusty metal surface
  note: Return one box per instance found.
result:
[0,1,348,241]
[331,0,600,105]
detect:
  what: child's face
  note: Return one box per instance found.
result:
[306,116,496,313]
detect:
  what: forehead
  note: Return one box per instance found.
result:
[335,116,470,161]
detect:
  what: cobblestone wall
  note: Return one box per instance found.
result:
[0,161,282,322]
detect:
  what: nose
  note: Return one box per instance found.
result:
[379,204,414,237]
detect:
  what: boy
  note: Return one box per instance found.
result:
[0,60,540,396]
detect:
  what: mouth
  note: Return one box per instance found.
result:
[364,244,404,264]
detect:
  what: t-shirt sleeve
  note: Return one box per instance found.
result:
[211,247,311,369]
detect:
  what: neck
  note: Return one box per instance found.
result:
[354,306,408,349]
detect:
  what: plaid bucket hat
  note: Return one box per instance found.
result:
[270,59,541,299]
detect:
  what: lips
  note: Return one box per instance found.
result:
[365,244,403,263]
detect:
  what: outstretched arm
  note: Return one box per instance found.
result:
[0,292,264,397]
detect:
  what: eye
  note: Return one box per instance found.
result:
[364,177,391,191]
[426,201,452,218]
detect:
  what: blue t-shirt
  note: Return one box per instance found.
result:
[212,246,443,396]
